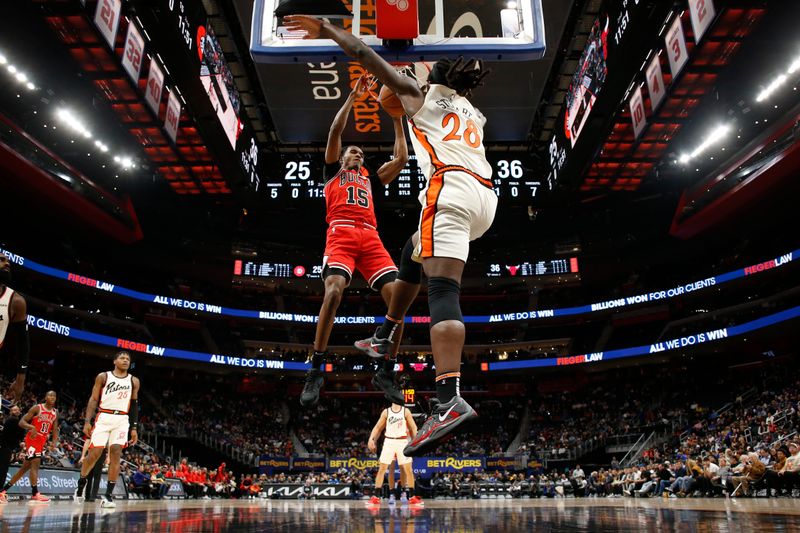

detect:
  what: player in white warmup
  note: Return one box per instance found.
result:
[285,16,497,456]
[74,351,140,508]
[0,252,30,402]
[367,403,422,506]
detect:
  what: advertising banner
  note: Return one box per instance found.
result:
[3,467,127,500]
[164,477,186,498]
[290,458,326,472]
[263,484,351,499]
[412,457,485,478]
[258,456,292,475]
[485,456,522,471]
[326,457,381,472]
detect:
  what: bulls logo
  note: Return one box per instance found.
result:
[387,0,409,12]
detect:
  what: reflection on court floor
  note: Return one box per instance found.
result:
[2,498,800,532]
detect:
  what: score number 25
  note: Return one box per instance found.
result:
[285,161,311,180]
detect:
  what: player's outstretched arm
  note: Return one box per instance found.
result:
[326,75,369,165]
[284,16,424,115]
[83,372,105,436]
[377,117,409,185]
[368,410,388,453]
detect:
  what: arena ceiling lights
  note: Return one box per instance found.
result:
[0,49,36,91]
[756,52,800,103]
[54,108,134,170]
[678,124,731,165]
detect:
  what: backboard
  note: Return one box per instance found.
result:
[251,0,546,63]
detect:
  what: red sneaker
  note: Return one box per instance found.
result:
[367,496,381,505]
[30,493,50,504]
[404,396,478,456]
[408,495,424,506]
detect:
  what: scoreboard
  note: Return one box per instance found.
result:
[234,260,322,279]
[234,257,578,279]
[258,153,542,203]
[487,258,579,278]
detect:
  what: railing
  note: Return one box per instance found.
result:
[618,433,646,466]
[188,429,259,467]
[536,436,607,463]
[506,404,532,455]
[145,425,259,467]
[622,431,657,468]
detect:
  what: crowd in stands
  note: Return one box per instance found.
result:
[149,385,292,459]
[4,346,800,501]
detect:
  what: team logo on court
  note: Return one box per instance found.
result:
[387,0,409,12]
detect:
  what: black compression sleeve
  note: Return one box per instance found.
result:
[9,321,30,374]
[129,400,139,429]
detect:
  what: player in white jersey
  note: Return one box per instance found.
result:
[74,350,140,508]
[0,252,29,402]
[367,403,421,506]
[285,17,497,456]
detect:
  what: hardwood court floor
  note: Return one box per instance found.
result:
[2,497,800,532]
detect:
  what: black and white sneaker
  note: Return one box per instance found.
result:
[372,369,404,405]
[100,494,116,508]
[354,332,392,359]
[73,487,85,504]
[403,396,478,457]
[300,369,324,406]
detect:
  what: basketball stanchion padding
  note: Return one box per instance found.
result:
[376,0,419,40]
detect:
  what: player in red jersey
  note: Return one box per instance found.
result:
[0,391,58,503]
[301,75,409,407]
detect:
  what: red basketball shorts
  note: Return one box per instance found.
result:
[323,222,397,290]
[24,435,46,460]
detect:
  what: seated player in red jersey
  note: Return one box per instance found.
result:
[0,391,59,504]
[301,75,409,407]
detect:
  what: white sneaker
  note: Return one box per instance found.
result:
[100,495,116,508]
[73,487,85,504]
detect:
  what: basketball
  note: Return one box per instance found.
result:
[379,85,405,118]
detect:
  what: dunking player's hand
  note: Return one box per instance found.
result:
[284,15,324,39]
[128,428,138,447]
[352,73,374,99]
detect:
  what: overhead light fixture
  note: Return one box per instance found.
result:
[7,65,17,74]
[274,0,352,18]
[756,74,787,102]
[0,53,6,65]
[678,124,730,164]
[789,56,800,75]
[15,72,27,83]
[56,108,93,139]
